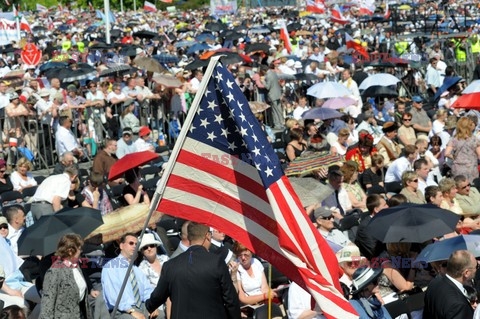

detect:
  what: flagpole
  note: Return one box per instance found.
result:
[134,0,137,12]
[104,0,111,44]
[268,264,272,319]
[110,56,222,319]
[14,6,20,41]
[120,0,124,13]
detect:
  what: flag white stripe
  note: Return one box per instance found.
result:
[307,278,358,318]
[182,137,263,184]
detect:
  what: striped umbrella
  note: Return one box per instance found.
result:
[284,152,344,177]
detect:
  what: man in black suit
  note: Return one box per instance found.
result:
[146,222,241,319]
[424,250,477,319]
[354,194,387,260]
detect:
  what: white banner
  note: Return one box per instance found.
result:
[0,18,19,45]
[210,0,237,15]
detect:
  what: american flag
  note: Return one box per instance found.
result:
[156,62,357,318]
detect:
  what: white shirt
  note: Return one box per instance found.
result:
[385,157,412,183]
[293,106,309,120]
[106,91,126,103]
[425,64,441,88]
[287,282,325,319]
[237,258,264,296]
[0,93,8,110]
[319,228,350,248]
[31,173,71,203]
[10,171,37,191]
[445,274,468,297]
[64,260,87,301]
[134,138,155,152]
[55,126,80,157]
[7,224,23,255]
[85,90,105,101]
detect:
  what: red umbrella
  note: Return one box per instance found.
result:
[108,151,159,181]
[66,19,78,25]
[452,92,480,110]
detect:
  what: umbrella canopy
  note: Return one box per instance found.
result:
[249,27,271,34]
[434,76,462,100]
[134,56,165,73]
[108,151,159,181]
[174,40,196,48]
[184,59,209,70]
[415,235,480,264]
[99,64,134,78]
[307,81,351,99]
[153,54,179,64]
[362,85,398,98]
[133,30,158,39]
[85,204,161,243]
[119,45,141,57]
[322,97,356,109]
[288,176,334,206]
[195,33,216,42]
[295,73,319,81]
[462,80,480,94]
[358,73,400,90]
[45,63,96,83]
[219,30,243,41]
[287,22,302,32]
[90,42,113,50]
[249,101,270,114]
[245,43,270,54]
[452,92,480,109]
[187,43,211,55]
[301,107,343,120]
[367,204,460,243]
[152,74,183,88]
[205,22,226,32]
[284,152,344,177]
[17,207,103,256]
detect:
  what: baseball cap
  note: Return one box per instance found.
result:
[0,216,7,225]
[122,127,133,136]
[412,96,423,103]
[313,207,333,220]
[139,126,152,137]
[328,165,343,177]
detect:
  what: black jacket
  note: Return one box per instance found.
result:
[354,214,385,260]
[146,245,241,319]
[423,275,474,319]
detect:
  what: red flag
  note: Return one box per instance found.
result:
[88,2,93,10]
[156,60,358,319]
[384,3,390,19]
[47,16,54,30]
[143,1,158,11]
[359,4,374,15]
[330,5,350,24]
[346,33,368,59]
[20,16,31,33]
[160,0,172,3]
[279,22,292,54]
[306,0,325,14]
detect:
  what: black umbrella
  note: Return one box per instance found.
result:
[367,204,460,243]
[111,29,122,38]
[287,22,302,32]
[119,45,141,57]
[89,42,113,51]
[100,64,135,77]
[219,30,243,41]
[205,22,227,32]
[184,59,209,70]
[17,207,103,256]
[361,85,398,98]
[45,63,96,83]
[33,26,47,32]
[133,30,158,39]
[295,73,319,81]
[245,43,270,54]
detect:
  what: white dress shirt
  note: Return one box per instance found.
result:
[31,173,71,204]
[55,126,80,157]
[7,224,24,255]
[385,157,412,183]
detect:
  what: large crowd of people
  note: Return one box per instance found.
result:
[2,1,480,318]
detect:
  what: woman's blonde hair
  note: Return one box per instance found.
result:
[439,177,456,194]
[338,128,350,138]
[285,118,299,129]
[455,117,474,140]
[401,170,417,187]
[16,157,33,171]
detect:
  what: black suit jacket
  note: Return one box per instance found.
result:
[146,245,241,319]
[354,215,385,260]
[423,275,474,319]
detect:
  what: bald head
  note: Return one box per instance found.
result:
[447,250,477,284]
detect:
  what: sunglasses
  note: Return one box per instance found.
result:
[320,215,334,220]
[0,224,7,230]
[403,118,411,122]
[126,241,137,246]
[0,170,6,173]
[462,184,471,190]
[410,179,419,183]
[142,244,157,251]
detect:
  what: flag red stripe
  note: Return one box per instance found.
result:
[177,150,269,202]
[166,173,278,235]
[157,198,352,312]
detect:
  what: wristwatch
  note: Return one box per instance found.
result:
[127,309,135,314]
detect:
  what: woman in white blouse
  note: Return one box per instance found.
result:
[10,157,37,193]
[139,233,170,318]
[232,242,277,305]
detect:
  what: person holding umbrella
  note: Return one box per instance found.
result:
[349,266,392,319]
[123,168,150,206]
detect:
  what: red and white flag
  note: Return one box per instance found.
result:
[346,32,368,59]
[160,0,172,3]
[12,4,17,17]
[306,0,325,14]
[359,3,374,15]
[156,59,358,319]
[4,0,10,6]
[330,5,350,24]
[36,3,47,12]
[20,16,31,33]
[279,21,292,54]
[58,3,63,11]
[143,1,157,12]
[88,2,94,10]
[47,16,54,30]
[384,3,390,19]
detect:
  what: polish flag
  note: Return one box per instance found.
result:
[20,16,32,33]
[279,21,292,54]
[47,16,54,30]
[359,3,374,15]
[143,1,157,12]
[384,3,390,19]
[306,0,325,14]
[36,3,47,12]
[330,5,350,24]
[346,33,368,59]
[88,2,93,10]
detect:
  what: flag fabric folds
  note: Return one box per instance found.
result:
[330,5,349,24]
[306,0,325,14]
[156,60,358,319]
[36,3,47,12]
[384,3,390,19]
[144,1,158,11]
[346,32,369,59]
[279,21,292,54]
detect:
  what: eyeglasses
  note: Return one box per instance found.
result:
[403,118,411,122]
[410,179,419,183]
[127,241,137,246]
[0,224,7,230]
[462,184,471,190]
[320,215,335,220]
[142,244,157,251]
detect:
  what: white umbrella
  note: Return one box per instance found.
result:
[462,80,480,94]
[306,81,351,99]
[359,73,400,90]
